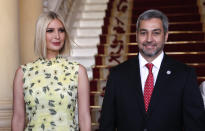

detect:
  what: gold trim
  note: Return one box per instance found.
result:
[92,78,107,81]
[90,106,101,109]
[0,100,12,110]
[97,52,205,56]
[108,21,202,27]
[166,52,205,55]
[0,128,11,131]
[100,41,205,45]
[166,41,205,44]
[198,76,205,79]
[167,13,199,16]
[168,21,201,24]
[91,91,104,94]
[93,65,111,68]
[90,91,102,94]
[91,77,204,82]
[129,52,205,55]
[132,4,198,9]
[168,31,203,34]
[101,31,204,35]
[93,62,205,68]
[187,63,205,66]
[107,13,200,19]
[92,122,99,126]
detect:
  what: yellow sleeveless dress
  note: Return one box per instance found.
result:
[21,56,79,131]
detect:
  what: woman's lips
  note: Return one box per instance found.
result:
[52,42,61,46]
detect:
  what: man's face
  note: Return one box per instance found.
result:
[136,18,168,61]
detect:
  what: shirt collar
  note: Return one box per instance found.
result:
[139,51,164,69]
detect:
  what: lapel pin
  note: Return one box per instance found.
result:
[166,70,171,75]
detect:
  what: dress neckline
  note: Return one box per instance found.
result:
[39,55,63,63]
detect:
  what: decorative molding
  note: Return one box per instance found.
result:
[0,128,10,131]
[0,100,12,110]
[0,100,12,129]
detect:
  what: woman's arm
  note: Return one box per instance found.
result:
[78,65,91,131]
[11,67,25,131]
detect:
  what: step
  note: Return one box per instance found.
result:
[105,4,199,18]
[100,32,205,43]
[74,19,104,28]
[91,92,104,105]
[92,63,205,80]
[132,5,198,14]
[90,75,205,95]
[68,56,95,79]
[95,52,205,66]
[127,52,205,64]
[91,75,205,107]
[198,77,205,85]
[130,22,202,33]
[91,123,99,131]
[103,0,115,18]
[133,0,196,7]
[83,4,107,11]
[92,66,110,80]
[131,13,201,23]
[81,11,106,19]
[68,56,95,67]
[104,13,201,25]
[85,0,109,4]
[90,77,205,94]
[71,45,97,57]
[0,128,10,131]
[90,93,104,107]
[90,78,205,127]
[97,41,205,54]
[74,10,106,19]
[128,42,205,53]
[90,106,101,123]
[102,22,203,34]
[90,79,107,91]
[72,36,100,46]
[73,27,102,37]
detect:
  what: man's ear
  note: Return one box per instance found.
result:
[165,32,168,42]
[136,31,138,42]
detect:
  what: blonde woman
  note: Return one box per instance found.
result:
[12,11,91,131]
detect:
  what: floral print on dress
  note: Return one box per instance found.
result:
[21,56,79,131]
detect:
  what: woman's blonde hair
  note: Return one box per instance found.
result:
[34,11,70,58]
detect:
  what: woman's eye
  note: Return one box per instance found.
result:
[59,28,65,32]
[46,29,53,33]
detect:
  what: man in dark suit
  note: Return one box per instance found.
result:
[99,9,205,131]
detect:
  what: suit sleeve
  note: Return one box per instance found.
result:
[99,69,116,131]
[183,68,205,131]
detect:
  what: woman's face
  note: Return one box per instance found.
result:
[46,18,65,56]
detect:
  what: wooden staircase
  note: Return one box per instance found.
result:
[90,0,205,130]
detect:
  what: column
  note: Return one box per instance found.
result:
[0,0,20,130]
[19,0,43,64]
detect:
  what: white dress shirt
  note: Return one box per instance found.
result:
[199,81,205,108]
[139,52,164,94]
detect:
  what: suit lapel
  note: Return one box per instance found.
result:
[128,56,147,116]
[148,54,176,114]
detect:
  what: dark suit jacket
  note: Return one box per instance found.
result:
[99,55,205,131]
